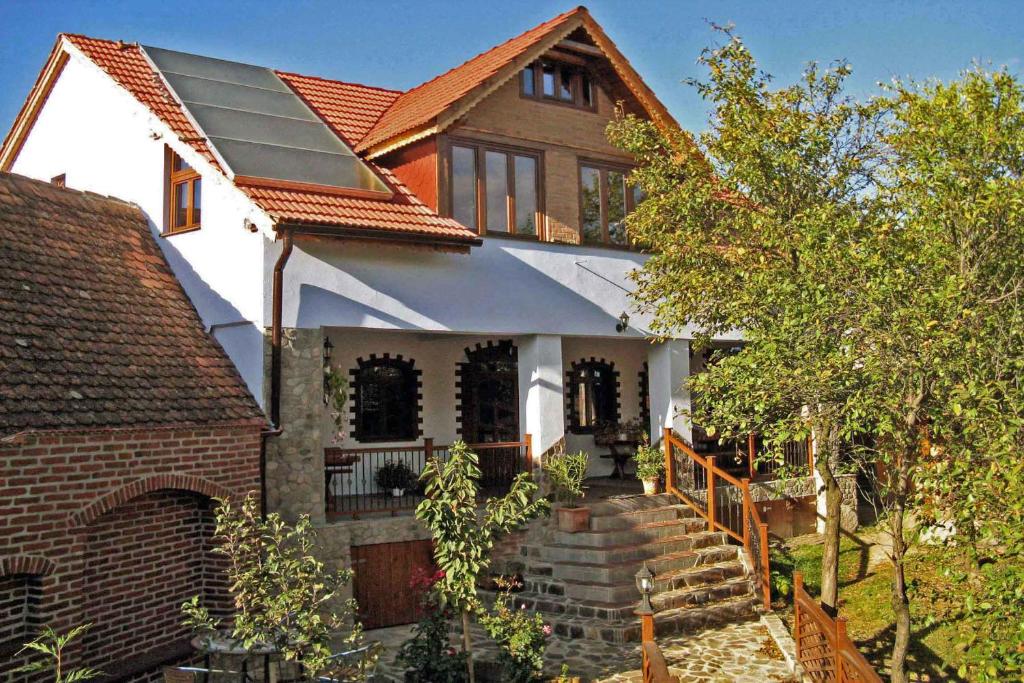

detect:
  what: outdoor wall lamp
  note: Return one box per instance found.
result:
[635,562,654,614]
[616,311,630,333]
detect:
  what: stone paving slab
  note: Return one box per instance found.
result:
[366,617,797,682]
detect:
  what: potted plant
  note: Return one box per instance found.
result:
[376,460,416,497]
[592,420,619,446]
[543,451,590,532]
[633,435,664,495]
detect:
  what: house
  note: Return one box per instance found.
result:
[0,6,857,635]
[0,172,266,679]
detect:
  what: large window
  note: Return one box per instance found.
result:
[579,163,641,246]
[521,61,594,110]
[166,148,202,234]
[449,141,540,237]
[351,356,421,442]
[566,359,619,433]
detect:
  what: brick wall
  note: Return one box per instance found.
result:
[0,422,261,681]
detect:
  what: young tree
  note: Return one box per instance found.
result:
[14,625,100,683]
[850,67,1024,682]
[607,25,884,612]
[416,441,549,683]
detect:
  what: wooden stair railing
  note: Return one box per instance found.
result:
[794,572,882,682]
[641,641,679,683]
[662,428,772,610]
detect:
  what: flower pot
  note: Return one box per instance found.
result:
[556,506,590,533]
[642,478,659,495]
[391,488,405,497]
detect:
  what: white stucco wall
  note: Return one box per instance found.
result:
[9,46,272,401]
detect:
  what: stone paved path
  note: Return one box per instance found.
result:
[366,618,797,682]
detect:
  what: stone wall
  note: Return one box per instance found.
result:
[749,474,859,532]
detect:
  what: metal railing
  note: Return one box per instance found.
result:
[663,429,772,610]
[324,436,532,519]
[794,572,882,682]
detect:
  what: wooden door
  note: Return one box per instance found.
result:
[459,340,519,444]
[351,539,435,630]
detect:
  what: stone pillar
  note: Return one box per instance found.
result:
[517,334,565,467]
[264,327,327,524]
[647,339,692,443]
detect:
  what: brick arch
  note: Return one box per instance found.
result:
[0,555,56,578]
[69,474,232,529]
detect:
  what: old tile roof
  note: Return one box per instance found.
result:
[61,34,478,243]
[0,172,266,438]
[356,7,584,153]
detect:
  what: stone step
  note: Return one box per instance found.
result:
[525,559,747,604]
[586,493,681,517]
[588,503,696,531]
[535,543,739,585]
[551,517,706,547]
[541,594,760,644]
[650,575,753,612]
[530,530,728,566]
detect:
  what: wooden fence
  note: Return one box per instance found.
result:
[794,572,882,682]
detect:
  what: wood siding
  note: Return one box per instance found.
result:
[351,539,435,629]
[380,137,439,211]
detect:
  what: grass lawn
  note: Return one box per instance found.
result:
[771,531,971,681]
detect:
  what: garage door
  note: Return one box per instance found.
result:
[351,539,435,630]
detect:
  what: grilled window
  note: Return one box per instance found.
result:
[351,357,420,442]
[567,359,619,433]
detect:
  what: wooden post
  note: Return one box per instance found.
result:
[641,612,654,643]
[807,435,815,476]
[524,433,533,473]
[741,478,751,549]
[706,455,717,530]
[794,571,803,662]
[662,427,673,492]
[760,522,771,609]
[747,433,756,480]
[424,437,434,460]
[836,616,848,681]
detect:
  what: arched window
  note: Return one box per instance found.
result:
[0,574,42,657]
[566,358,619,433]
[350,355,421,442]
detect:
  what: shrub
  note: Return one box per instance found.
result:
[376,460,416,492]
[14,624,100,683]
[397,568,468,683]
[633,434,664,481]
[478,578,551,683]
[542,451,589,508]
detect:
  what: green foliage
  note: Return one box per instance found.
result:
[416,441,549,612]
[375,460,416,491]
[633,435,664,481]
[397,570,468,682]
[478,578,550,682]
[542,450,589,507]
[324,366,349,441]
[181,494,367,677]
[14,624,100,683]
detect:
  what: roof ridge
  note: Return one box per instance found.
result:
[274,69,403,96]
[2,171,139,209]
[387,6,583,104]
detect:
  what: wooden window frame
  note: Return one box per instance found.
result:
[349,355,423,443]
[445,138,544,239]
[578,159,638,247]
[164,147,202,235]
[520,60,597,113]
[566,358,620,434]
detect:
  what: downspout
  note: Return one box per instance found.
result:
[260,225,293,518]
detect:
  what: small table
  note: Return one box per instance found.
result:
[191,634,278,683]
[601,439,640,479]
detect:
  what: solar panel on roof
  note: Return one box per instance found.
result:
[141,45,390,195]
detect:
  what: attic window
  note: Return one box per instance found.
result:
[165,148,201,234]
[521,61,595,111]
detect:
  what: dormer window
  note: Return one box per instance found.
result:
[166,148,201,234]
[521,61,595,111]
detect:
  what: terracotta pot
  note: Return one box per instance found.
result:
[642,478,659,495]
[556,506,590,533]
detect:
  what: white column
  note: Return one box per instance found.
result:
[518,334,565,467]
[647,339,692,443]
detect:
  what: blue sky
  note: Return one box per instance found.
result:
[1,0,1022,136]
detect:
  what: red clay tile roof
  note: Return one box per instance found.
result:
[62,35,478,243]
[356,7,584,153]
[0,172,266,438]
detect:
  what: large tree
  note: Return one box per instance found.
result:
[607,26,884,612]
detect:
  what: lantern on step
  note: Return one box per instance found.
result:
[635,562,654,614]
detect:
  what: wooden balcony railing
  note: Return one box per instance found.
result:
[663,428,772,610]
[794,572,882,682]
[324,436,532,519]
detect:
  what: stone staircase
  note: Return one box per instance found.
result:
[516,493,759,643]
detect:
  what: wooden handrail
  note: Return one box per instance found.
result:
[662,428,771,610]
[794,572,882,682]
[641,642,679,683]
